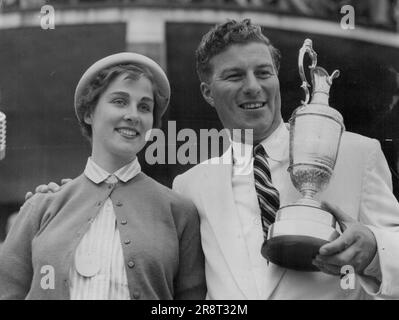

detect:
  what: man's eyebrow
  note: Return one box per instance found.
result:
[257,63,274,69]
[221,64,274,74]
[140,96,154,102]
[220,67,243,75]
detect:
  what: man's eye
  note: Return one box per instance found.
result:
[258,71,273,78]
[226,74,241,81]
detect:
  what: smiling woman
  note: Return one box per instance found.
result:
[0,53,206,300]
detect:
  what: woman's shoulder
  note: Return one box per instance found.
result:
[135,173,198,214]
[21,174,87,221]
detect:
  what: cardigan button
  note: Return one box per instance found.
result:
[128,261,135,268]
[121,220,127,225]
[133,290,140,299]
[124,239,131,245]
[116,201,123,207]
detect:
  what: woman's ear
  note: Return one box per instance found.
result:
[200,82,215,108]
[84,111,92,125]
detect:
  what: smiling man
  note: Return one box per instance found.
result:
[173,19,399,299]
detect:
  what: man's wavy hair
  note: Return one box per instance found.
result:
[76,64,161,141]
[196,19,281,83]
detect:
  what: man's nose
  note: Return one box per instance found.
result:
[123,104,140,125]
[243,73,261,96]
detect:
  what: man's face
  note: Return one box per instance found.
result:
[201,42,282,144]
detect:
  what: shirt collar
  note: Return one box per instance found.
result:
[84,157,141,184]
[259,121,289,162]
[231,121,289,168]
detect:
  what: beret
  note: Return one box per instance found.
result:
[74,52,170,122]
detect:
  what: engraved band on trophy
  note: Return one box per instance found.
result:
[261,39,345,271]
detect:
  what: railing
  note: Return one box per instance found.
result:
[1,0,398,32]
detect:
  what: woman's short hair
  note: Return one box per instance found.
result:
[75,63,162,141]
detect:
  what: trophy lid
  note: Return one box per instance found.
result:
[294,39,344,129]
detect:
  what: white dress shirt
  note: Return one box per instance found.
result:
[69,157,141,300]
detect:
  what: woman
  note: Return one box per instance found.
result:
[0,53,206,300]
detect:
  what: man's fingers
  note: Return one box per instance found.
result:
[315,245,357,267]
[25,191,33,201]
[61,178,72,185]
[322,201,355,231]
[312,259,341,275]
[48,182,60,192]
[35,184,50,193]
[319,230,356,256]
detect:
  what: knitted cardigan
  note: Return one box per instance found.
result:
[0,172,206,300]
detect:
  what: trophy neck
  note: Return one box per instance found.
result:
[311,92,329,106]
[310,67,335,106]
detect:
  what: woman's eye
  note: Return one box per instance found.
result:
[112,98,127,105]
[139,104,151,112]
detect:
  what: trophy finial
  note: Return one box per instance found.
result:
[298,39,317,105]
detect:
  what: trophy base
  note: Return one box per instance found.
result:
[262,204,340,271]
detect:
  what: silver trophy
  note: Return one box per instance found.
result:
[262,39,345,271]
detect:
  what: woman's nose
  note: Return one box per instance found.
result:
[123,104,140,124]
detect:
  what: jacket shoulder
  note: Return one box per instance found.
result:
[341,131,380,149]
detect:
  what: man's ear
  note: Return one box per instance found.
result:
[200,82,215,108]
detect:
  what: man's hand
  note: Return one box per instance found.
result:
[312,201,377,276]
[24,179,72,201]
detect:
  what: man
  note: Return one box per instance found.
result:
[28,19,399,299]
[172,19,399,299]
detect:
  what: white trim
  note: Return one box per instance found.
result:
[0,7,398,47]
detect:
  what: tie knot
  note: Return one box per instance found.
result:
[254,144,267,158]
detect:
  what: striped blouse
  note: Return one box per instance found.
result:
[69,157,141,300]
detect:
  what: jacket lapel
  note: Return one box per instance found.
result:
[200,147,259,299]
[200,128,291,299]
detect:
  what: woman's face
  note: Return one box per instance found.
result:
[85,73,154,168]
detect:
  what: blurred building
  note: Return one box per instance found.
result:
[0,0,399,240]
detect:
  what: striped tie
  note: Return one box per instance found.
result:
[253,144,280,239]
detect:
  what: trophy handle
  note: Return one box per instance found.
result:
[298,39,317,105]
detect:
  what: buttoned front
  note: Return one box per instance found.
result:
[68,158,142,300]
[0,170,206,300]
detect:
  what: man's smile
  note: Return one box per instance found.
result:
[238,102,267,110]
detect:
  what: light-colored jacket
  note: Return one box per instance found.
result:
[173,127,399,299]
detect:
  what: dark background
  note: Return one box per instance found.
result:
[1,21,399,240]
